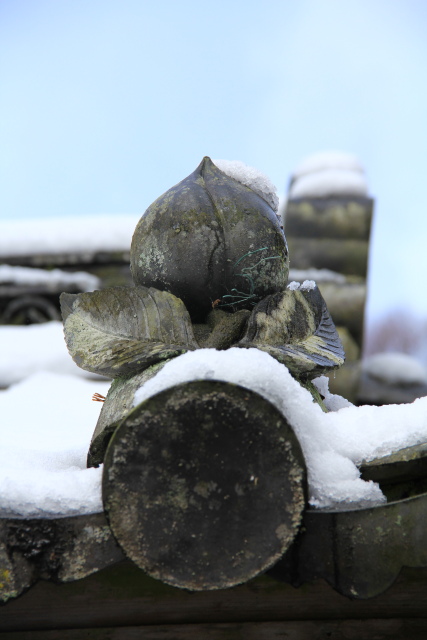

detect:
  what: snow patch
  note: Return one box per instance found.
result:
[286,279,317,293]
[289,268,347,284]
[0,371,110,517]
[289,151,369,199]
[292,151,364,179]
[363,353,427,386]
[0,322,106,387]
[0,214,140,257]
[300,279,316,291]
[289,169,368,199]
[213,159,279,213]
[313,375,354,411]
[0,265,100,292]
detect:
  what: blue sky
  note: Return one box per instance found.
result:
[1,0,427,323]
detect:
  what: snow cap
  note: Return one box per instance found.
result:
[213,159,279,213]
[289,150,369,198]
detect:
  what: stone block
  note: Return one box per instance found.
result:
[285,197,373,240]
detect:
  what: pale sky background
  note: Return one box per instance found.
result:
[1,0,427,325]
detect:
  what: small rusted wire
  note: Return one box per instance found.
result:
[92,393,106,403]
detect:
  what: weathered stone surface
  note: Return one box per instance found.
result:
[270,491,427,599]
[361,442,427,502]
[284,277,365,349]
[0,513,123,603]
[358,372,427,406]
[287,237,369,277]
[318,281,366,347]
[236,286,345,378]
[87,360,173,468]
[0,541,34,603]
[283,194,373,406]
[326,328,361,404]
[335,326,360,362]
[103,381,307,591]
[360,443,427,502]
[131,157,289,320]
[3,493,427,605]
[60,286,198,378]
[86,308,253,468]
[196,308,250,349]
[285,197,374,240]
[326,361,362,404]
[324,328,361,403]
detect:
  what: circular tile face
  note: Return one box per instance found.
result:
[103,380,306,590]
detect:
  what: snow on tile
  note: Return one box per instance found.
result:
[0,371,110,517]
[0,322,106,387]
[312,375,354,412]
[300,279,316,291]
[2,340,427,517]
[133,349,427,510]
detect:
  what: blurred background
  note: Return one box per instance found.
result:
[1,0,427,377]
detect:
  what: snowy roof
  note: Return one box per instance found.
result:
[0,214,140,257]
[0,265,100,292]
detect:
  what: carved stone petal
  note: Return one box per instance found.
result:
[60,286,198,378]
[236,287,345,378]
